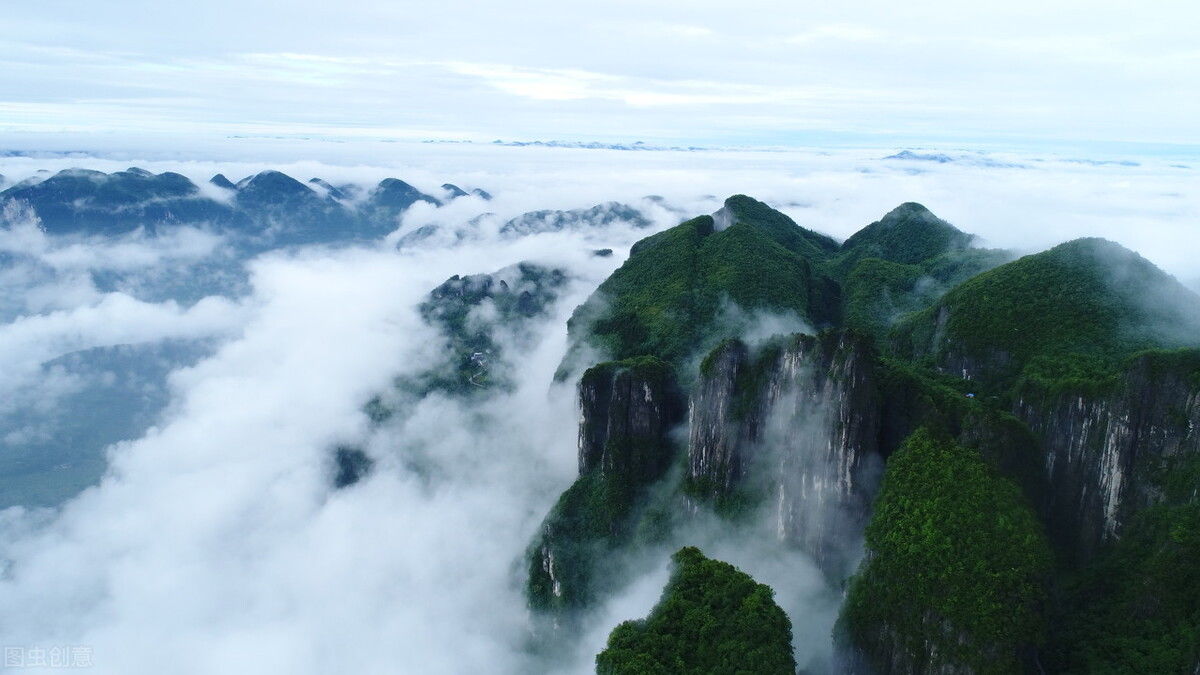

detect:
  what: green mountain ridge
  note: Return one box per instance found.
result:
[525,195,1200,673]
[893,236,1200,392]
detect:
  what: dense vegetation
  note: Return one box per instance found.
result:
[893,237,1200,391]
[841,248,1010,340]
[562,196,1009,380]
[830,201,974,276]
[595,546,795,675]
[528,356,682,613]
[1051,498,1200,672]
[562,196,842,374]
[528,195,1200,673]
[838,429,1052,673]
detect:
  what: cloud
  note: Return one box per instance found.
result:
[0,178,649,673]
[1,2,1199,146]
[0,143,1196,673]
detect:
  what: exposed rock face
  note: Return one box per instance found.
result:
[528,357,685,613]
[837,620,982,675]
[411,263,568,396]
[688,332,881,575]
[1015,353,1200,561]
[688,340,752,496]
[577,359,684,480]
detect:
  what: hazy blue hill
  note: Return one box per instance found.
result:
[499,201,651,236]
[365,177,439,211]
[0,167,232,234]
[596,546,795,675]
[307,177,352,201]
[234,170,328,208]
[0,340,215,507]
[0,167,481,243]
[893,237,1200,390]
[441,183,469,199]
[209,173,236,190]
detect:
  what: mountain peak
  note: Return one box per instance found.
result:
[237,170,308,192]
[441,183,469,199]
[880,201,933,220]
[209,174,236,190]
[836,203,972,272]
[369,178,439,210]
[307,177,349,201]
[716,194,840,258]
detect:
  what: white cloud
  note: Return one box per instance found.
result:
[1,2,1198,146]
[0,144,1196,673]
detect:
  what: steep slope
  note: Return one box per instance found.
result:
[414,263,568,396]
[717,194,840,260]
[561,197,840,374]
[1046,445,1200,672]
[688,332,880,576]
[837,429,1052,674]
[524,197,1200,673]
[527,358,685,613]
[893,237,1200,390]
[832,202,973,275]
[596,546,795,675]
[833,203,1009,340]
[1016,348,1200,560]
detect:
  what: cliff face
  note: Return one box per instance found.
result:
[578,358,683,480]
[1015,353,1200,561]
[528,357,684,614]
[688,332,880,576]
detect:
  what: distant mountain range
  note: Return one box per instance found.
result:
[0,167,491,244]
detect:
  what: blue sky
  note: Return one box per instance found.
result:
[3,1,1198,152]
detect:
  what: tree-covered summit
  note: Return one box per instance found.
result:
[893,236,1200,390]
[560,196,1004,375]
[720,194,840,260]
[561,203,841,373]
[596,546,795,675]
[832,201,974,275]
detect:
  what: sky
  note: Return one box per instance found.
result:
[1,4,1200,673]
[3,1,1199,151]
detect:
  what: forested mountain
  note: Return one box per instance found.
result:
[524,196,1200,673]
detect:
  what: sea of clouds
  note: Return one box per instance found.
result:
[0,140,1196,673]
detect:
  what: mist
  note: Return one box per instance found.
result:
[0,142,1198,673]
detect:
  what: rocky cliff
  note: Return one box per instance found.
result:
[520,197,1200,672]
[1015,349,1200,561]
[527,357,684,614]
[688,332,881,576]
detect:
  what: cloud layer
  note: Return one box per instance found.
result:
[0,143,1196,673]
